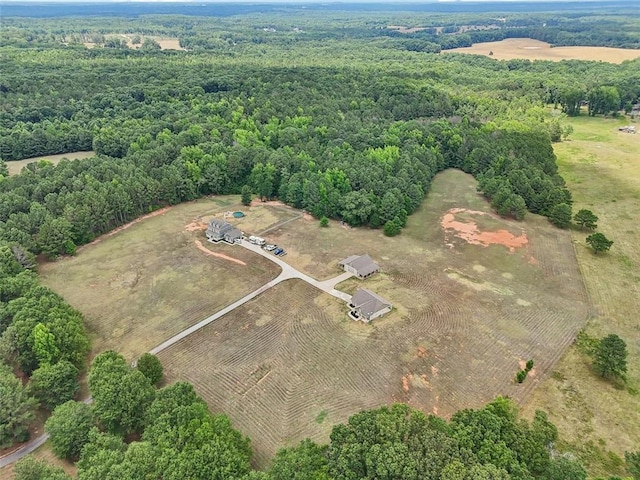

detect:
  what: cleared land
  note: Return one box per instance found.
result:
[446,38,640,63]
[83,35,185,50]
[521,115,640,476]
[160,169,589,467]
[40,197,280,361]
[6,151,95,176]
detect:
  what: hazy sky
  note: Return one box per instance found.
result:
[1,0,616,3]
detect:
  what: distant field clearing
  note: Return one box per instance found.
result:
[6,151,95,176]
[84,35,185,51]
[446,38,640,64]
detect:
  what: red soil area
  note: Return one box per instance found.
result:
[185,220,207,232]
[194,239,247,266]
[441,208,528,253]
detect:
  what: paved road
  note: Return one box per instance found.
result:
[0,397,93,468]
[150,241,353,355]
[239,240,353,301]
[1,239,353,467]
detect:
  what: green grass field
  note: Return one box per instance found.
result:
[6,151,95,176]
[521,114,640,477]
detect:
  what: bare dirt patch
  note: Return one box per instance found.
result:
[387,25,429,34]
[446,38,640,64]
[441,207,528,252]
[194,239,247,266]
[6,151,95,176]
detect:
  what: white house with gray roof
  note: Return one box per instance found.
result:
[206,219,242,244]
[339,254,380,279]
[349,288,392,322]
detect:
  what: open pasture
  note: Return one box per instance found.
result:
[446,38,640,63]
[6,151,95,176]
[39,197,281,361]
[160,169,589,467]
[521,115,640,475]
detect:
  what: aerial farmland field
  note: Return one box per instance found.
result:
[446,38,640,63]
[39,197,282,360]
[153,169,590,466]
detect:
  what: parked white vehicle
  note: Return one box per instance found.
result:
[248,235,266,246]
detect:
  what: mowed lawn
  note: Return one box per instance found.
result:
[446,38,640,64]
[40,197,281,361]
[521,115,640,476]
[6,151,95,176]
[160,169,589,467]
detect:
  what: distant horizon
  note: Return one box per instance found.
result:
[0,0,622,3]
[1,0,627,18]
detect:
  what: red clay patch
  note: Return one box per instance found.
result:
[441,208,528,253]
[185,220,207,232]
[401,374,412,392]
[194,240,247,266]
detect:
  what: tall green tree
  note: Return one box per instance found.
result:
[546,457,587,480]
[558,86,585,116]
[586,233,613,254]
[0,159,8,177]
[574,209,598,230]
[588,86,621,116]
[251,162,276,201]
[0,362,38,447]
[29,360,79,410]
[32,322,60,366]
[241,184,253,206]
[88,351,155,436]
[269,439,329,480]
[593,334,628,381]
[45,400,94,460]
[13,455,72,480]
[548,203,572,228]
[136,352,163,386]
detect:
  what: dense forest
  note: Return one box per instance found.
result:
[1,6,639,479]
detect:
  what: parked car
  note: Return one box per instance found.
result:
[273,248,283,255]
[263,244,277,251]
[276,249,287,257]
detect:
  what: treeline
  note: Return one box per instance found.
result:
[2,10,639,52]
[14,352,595,480]
[1,58,572,256]
[0,242,89,447]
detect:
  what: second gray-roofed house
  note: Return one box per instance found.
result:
[206,219,242,244]
[339,254,380,279]
[349,288,392,322]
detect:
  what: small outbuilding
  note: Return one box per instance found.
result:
[349,288,392,322]
[206,219,242,244]
[339,254,380,279]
